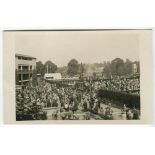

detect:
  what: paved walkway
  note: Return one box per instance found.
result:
[44,104,124,120]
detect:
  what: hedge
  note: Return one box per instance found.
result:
[97,89,140,109]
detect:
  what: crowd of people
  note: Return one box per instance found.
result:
[16,76,140,121]
[121,104,140,120]
[82,77,140,95]
[16,78,103,120]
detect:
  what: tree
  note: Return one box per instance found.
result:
[124,59,132,75]
[36,61,45,76]
[78,63,86,79]
[111,58,124,76]
[103,61,111,78]
[32,69,37,86]
[44,61,57,73]
[67,59,79,77]
[57,66,68,77]
[93,72,97,80]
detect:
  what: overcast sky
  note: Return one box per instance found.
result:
[14,30,139,67]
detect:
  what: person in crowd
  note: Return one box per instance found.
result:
[132,107,140,120]
[126,109,133,120]
[121,104,127,120]
[104,103,113,120]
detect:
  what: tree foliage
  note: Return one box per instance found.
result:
[57,66,68,77]
[67,59,79,76]
[111,58,124,75]
[36,61,45,76]
[32,69,37,86]
[35,58,139,78]
[44,60,58,73]
[103,58,140,78]
[36,60,58,75]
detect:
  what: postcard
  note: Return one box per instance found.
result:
[3,30,153,124]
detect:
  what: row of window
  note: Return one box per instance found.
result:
[18,65,32,70]
[17,56,33,61]
[18,74,32,80]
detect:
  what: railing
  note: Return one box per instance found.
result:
[17,70,33,74]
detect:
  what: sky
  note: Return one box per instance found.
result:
[14,30,139,67]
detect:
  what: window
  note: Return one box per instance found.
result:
[18,74,21,80]
[30,66,32,70]
[18,56,22,60]
[22,57,32,61]
[22,57,28,60]
[23,74,29,80]
[22,66,29,70]
[18,66,21,70]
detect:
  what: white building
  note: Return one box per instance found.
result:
[44,73,62,80]
[15,53,36,85]
[132,63,138,74]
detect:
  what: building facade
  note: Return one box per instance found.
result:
[132,62,140,75]
[15,54,36,85]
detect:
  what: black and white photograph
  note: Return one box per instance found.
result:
[14,30,141,121]
[1,2,155,155]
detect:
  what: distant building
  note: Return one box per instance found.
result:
[83,66,104,80]
[132,63,138,74]
[44,73,62,80]
[15,54,36,85]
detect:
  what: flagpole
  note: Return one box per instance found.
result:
[47,65,49,73]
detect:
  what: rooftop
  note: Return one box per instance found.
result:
[15,53,36,59]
